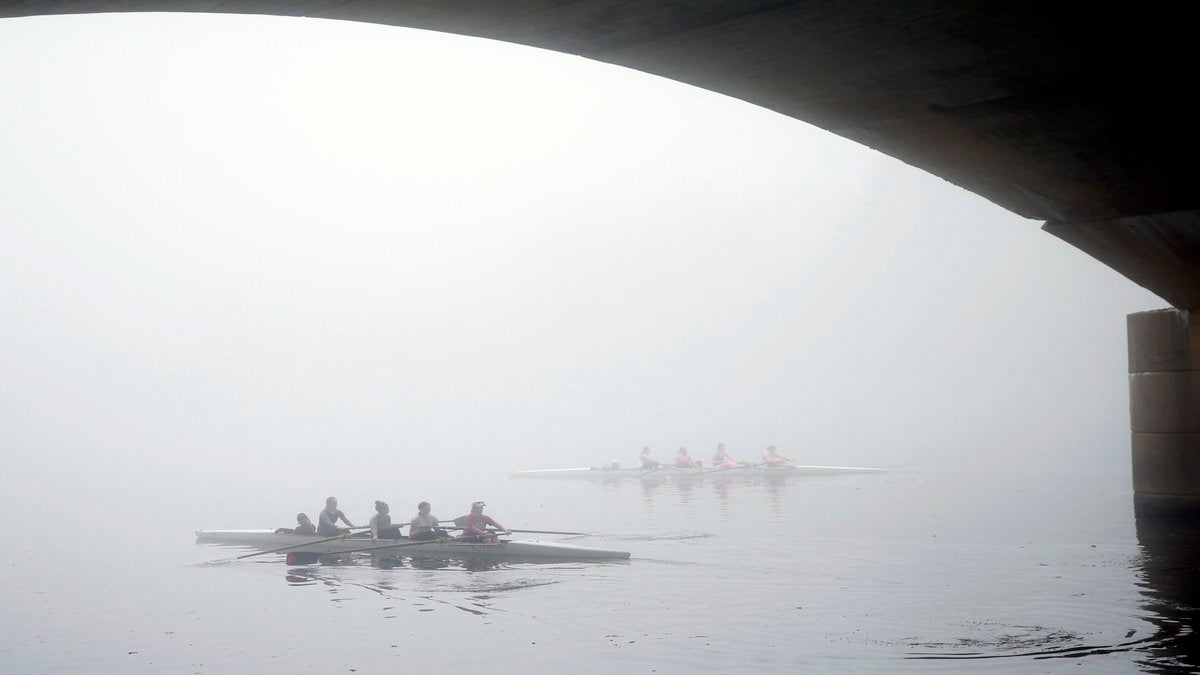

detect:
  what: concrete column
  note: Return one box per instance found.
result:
[1129,309,1200,501]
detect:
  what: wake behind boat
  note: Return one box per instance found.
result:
[196,529,631,561]
[511,464,887,479]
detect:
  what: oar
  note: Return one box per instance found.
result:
[637,462,693,478]
[301,526,600,561]
[505,528,590,536]
[636,464,672,477]
[672,464,751,479]
[205,528,368,565]
[440,520,590,536]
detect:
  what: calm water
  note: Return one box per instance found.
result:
[3,459,1198,673]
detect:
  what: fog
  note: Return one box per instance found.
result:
[0,14,1160,526]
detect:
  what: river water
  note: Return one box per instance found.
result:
[2,458,1198,673]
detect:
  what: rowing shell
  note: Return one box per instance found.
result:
[510,464,886,479]
[196,530,630,560]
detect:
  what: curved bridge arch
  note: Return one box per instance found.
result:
[3,1,1197,308]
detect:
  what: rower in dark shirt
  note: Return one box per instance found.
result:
[295,513,316,534]
[317,496,355,536]
[274,512,316,535]
[369,500,403,540]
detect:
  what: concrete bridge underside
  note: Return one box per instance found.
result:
[4,1,1198,498]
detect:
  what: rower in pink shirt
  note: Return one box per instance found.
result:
[674,446,702,468]
[460,501,510,543]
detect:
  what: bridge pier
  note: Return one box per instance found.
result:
[1129,309,1200,504]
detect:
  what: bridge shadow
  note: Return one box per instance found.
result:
[1133,496,1200,672]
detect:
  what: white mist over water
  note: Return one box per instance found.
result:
[0,11,1176,672]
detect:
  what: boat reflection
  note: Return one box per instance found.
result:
[405,556,505,572]
[1133,495,1200,672]
[305,553,507,572]
[280,552,526,574]
[285,569,319,585]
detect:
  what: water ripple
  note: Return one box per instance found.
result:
[904,621,1158,660]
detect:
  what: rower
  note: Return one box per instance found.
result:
[274,512,316,535]
[639,446,663,469]
[369,500,403,540]
[409,501,450,540]
[762,445,793,467]
[459,501,510,543]
[674,446,702,468]
[317,496,356,536]
[711,443,739,469]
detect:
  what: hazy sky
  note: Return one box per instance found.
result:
[0,13,1163,506]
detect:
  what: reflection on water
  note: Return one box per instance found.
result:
[272,556,576,619]
[895,494,1200,669]
[907,624,1149,662]
[1133,496,1200,672]
[285,569,319,585]
[633,472,803,516]
[283,552,513,573]
[22,460,1200,672]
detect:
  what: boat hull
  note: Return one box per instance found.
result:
[196,529,630,560]
[511,465,885,479]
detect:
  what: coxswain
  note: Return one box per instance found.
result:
[296,513,317,534]
[274,512,316,535]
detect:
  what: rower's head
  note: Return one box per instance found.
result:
[326,496,338,510]
[375,500,389,514]
[296,513,311,525]
[717,443,726,452]
[418,501,431,512]
[471,501,486,513]
[642,446,651,454]
[766,445,777,454]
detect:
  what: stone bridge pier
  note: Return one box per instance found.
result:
[1130,310,1200,506]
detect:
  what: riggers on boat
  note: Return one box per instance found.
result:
[196,529,631,561]
[510,465,886,479]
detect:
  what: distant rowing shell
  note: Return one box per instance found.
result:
[510,465,887,479]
